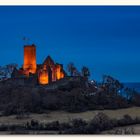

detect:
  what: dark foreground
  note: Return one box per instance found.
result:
[0,107,139,134]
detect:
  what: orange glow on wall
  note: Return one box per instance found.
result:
[56,65,61,80]
[38,70,48,85]
[52,68,56,81]
[60,71,64,78]
[56,65,64,80]
[23,45,37,74]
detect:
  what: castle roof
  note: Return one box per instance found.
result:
[43,55,55,66]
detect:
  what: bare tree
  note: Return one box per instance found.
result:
[102,75,123,95]
[67,63,76,76]
[81,66,90,79]
[0,63,18,79]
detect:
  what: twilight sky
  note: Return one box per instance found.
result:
[0,6,140,82]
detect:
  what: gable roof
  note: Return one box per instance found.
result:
[43,55,55,66]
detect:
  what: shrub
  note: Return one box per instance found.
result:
[0,124,8,131]
[59,122,71,130]
[44,121,60,130]
[71,118,87,128]
[88,112,113,131]
[62,113,114,134]
[118,115,133,126]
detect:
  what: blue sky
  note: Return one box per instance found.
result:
[0,6,140,82]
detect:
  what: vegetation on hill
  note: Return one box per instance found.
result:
[0,63,139,116]
[0,73,139,116]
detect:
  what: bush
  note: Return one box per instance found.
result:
[118,115,133,126]
[0,124,8,131]
[44,121,60,130]
[89,112,113,131]
[59,122,71,130]
[71,118,87,128]
[62,113,115,134]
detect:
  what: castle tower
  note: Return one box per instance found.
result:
[23,44,37,74]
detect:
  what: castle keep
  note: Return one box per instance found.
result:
[12,44,66,85]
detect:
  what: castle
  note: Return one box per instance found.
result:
[12,44,66,85]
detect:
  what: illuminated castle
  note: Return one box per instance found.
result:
[13,44,66,85]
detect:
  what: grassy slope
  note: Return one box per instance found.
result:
[0,107,140,125]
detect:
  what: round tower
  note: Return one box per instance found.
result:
[23,44,37,74]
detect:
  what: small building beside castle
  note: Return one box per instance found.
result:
[12,44,66,85]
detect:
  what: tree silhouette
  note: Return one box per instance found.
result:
[102,75,123,95]
[81,66,90,79]
[67,63,76,76]
[0,63,18,79]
